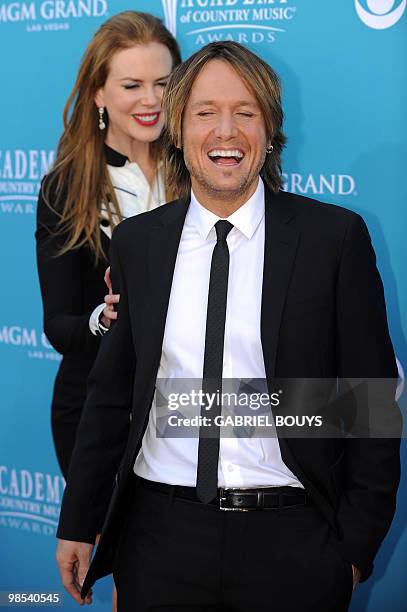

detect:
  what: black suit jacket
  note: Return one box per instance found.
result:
[56,188,401,596]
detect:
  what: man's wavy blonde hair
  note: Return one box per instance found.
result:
[162,41,286,199]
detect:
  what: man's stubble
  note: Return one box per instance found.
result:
[184,150,267,203]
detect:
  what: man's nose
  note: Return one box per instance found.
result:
[214,114,238,139]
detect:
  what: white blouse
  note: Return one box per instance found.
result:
[100,159,166,239]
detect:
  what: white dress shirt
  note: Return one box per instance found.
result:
[134,177,303,489]
[89,155,166,335]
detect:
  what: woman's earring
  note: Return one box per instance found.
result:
[98,107,106,131]
[266,144,274,154]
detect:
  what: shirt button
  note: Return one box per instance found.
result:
[227,464,234,472]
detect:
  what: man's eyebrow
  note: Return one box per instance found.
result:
[119,74,171,82]
[189,100,258,109]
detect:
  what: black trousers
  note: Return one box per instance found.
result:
[113,477,354,612]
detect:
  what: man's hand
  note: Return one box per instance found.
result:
[352,565,361,590]
[56,539,94,605]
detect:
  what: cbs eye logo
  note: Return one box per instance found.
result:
[355,0,406,28]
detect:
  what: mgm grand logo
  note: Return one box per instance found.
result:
[0,1,108,30]
[162,0,298,44]
[0,324,61,361]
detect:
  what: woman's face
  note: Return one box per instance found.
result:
[95,42,173,148]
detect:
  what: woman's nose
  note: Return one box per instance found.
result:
[141,85,159,106]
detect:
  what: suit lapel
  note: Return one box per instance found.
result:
[261,188,300,379]
[136,197,190,386]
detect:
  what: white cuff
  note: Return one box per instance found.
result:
[89,302,106,336]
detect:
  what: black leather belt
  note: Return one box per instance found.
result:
[137,477,308,511]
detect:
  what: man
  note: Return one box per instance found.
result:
[56,42,401,611]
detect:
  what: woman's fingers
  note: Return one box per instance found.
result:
[104,294,119,321]
[104,266,112,293]
[100,284,120,329]
[104,293,120,305]
[102,305,117,322]
[100,292,120,327]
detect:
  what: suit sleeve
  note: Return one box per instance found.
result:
[335,213,402,581]
[35,177,101,354]
[56,226,136,542]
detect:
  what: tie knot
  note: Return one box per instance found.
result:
[215,220,233,243]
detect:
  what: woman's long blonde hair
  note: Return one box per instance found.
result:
[43,11,181,262]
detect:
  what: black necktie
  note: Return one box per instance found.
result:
[196,220,234,503]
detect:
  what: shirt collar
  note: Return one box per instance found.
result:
[104,143,128,167]
[104,144,164,173]
[189,177,265,241]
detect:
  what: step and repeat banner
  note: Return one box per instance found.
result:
[1,1,406,610]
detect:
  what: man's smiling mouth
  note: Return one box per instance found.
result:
[207,149,245,166]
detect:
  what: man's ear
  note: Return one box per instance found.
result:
[94,88,104,109]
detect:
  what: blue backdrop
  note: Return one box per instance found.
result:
[1,1,406,610]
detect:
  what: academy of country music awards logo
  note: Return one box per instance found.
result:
[355,0,406,29]
[0,0,108,31]
[161,0,405,43]
[0,465,65,536]
[0,149,54,215]
[161,0,298,45]
[0,324,61,361]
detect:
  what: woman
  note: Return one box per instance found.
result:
[36,11,181,480]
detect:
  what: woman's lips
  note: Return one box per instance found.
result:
[132,112,160,127]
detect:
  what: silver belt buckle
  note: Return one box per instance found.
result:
[219,487,252,511]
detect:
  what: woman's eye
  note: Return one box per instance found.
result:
[197,112,213,117]
[237,113,253,117]
[156,82,168,88]
[123,84,139,90]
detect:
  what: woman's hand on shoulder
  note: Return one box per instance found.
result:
[100,267,120,328]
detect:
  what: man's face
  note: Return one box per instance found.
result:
[182,59,268,201]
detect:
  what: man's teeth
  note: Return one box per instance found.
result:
[208,149,244,158]
[134,114,158,122]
